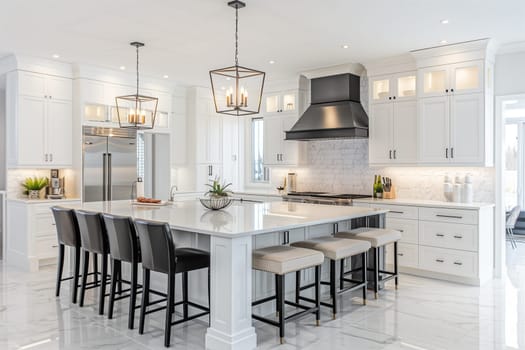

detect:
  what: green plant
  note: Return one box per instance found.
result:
[205,177,233,197]
[22,177,48,192]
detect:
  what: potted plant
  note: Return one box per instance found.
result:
[200,177,233,210]
[22,177,48,200]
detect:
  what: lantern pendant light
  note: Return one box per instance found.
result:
[116,42,158,129]
[209,0,265,116]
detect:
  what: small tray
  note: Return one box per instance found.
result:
[132,200,168,207]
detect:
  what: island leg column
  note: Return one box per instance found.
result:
[205,235,257,350]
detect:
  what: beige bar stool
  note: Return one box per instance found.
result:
[335,227,401,299]
[252,245,324,344]
[291,237,371,319]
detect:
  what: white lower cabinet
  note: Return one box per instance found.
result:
[355,199,494,285]
[6,199,81,272]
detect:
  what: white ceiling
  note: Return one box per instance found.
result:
[1,0,525,86]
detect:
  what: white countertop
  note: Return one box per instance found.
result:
[66,199,387,238]
[7,198,81,204]
[353,197,495,210]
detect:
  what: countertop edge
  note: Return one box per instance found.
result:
[353,198,495,210]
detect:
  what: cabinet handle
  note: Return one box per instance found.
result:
[396,229,404,232]
[445,148,448,158]
[208,165,212,177]
[435,259,445,263]
[436,214,463,219]
[453,261,463,266]
[453,235,463,239]
[389,150,392,159]
[389,211,404,214]
[398,253,404,256]
[435,233,445,237]
[50,153,53,162]
[393,150,396,159]
[451,147,454,158]
[45,154,48,162]
[52,245,58,248]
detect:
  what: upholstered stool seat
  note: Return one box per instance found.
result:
[291,237,370,318]
[335,228,402,247]
[252,245,324,275]
[336,227,401,299]
[252,245,324,344]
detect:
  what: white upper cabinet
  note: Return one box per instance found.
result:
[263,115,298,166]
[418,60,484,98]
[369,100,417,165]
[449,93,485,163]
[370,72,416,103]
[7,71,73,167]
[418,96,450,163]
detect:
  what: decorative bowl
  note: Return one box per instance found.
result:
[200,196,233,210]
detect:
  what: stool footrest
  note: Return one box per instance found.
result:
[252,295,276,307]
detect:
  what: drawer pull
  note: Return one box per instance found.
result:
[52,245,58,248]
[435,233,445,237]
[453,235,463,239]
[397,253,404,256]
[453,261,463,266]
[435,259,445,263]
[390,211,404,214]
[436,214,463,219]
[395,229,404,233]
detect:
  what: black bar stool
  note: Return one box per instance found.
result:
[102,213,142,329]
[134,219,210,348]
[75,210,111,315]
[51,206,82,304]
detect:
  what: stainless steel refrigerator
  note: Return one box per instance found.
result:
[83,126,138,202]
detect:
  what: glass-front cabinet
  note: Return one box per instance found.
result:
[418,60,484,97]
[370,72,416,103]
[264,90,297,114]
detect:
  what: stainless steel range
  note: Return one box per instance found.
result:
[282,192,372,206]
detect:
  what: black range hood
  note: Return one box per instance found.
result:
[285,73,369,141]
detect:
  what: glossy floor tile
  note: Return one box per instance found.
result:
[1,243,524,350]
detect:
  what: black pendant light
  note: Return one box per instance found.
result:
[210,0,265,116]
[116,42,158,129]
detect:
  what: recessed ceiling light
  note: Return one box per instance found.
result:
[269,60,275,64]
[163,75,169,79]
[439,40,448,45]
[440,19,449,24]
[52,54,60,59]
[341,44,350,49]
[119,66,126,70]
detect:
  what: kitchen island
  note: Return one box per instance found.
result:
[68,199,388,350]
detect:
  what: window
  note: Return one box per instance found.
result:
[251,118,268,182]
[503,99,525,209]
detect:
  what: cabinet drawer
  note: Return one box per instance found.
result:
[419,221,478,252]
[35,237,59,259]
[368,204,418,220]
[386,243,418,268]
[419,207,477,225]
[419,246,478,277]
[385,218,418,244]
[34,214,56,239]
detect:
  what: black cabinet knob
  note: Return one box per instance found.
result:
[445,89,449,93]
[393,96,396,100]
[389,97,392,100]
[451,88,454,92]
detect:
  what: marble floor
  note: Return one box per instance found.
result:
[1,244,524,350]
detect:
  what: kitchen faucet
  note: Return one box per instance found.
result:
[169,185,179,201]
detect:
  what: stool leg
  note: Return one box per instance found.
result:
[139,268,150,335]
[362,252,367,305]
[79,250,90,307]
[315,265,321,326]
[72,246,81,304]
[164,272,175,347]
[374,247,379,299]
[278,274,285,344]
[182,271,189,319]
[108,259,119,319]
[98,254,108,315]
[340,259,344,290]
[330,259,337,319]
[394,242,399,290]
[55,244,65,297]
[275,274,280,317]
[295,271,301,304]
[128,261,138,329]
[208,268,211,324]
[93,253,98,286]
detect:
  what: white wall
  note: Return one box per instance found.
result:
[0,90,5,190]
[495,51,525,96]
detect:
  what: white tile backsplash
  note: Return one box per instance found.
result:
[293,139,495,203]
[7,168,77,199]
